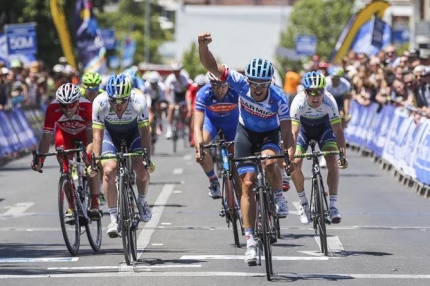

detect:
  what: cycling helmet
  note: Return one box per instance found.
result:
[245,58,274,81]
[171,62,183,71]
[56,83,80,104]
[147,71,161,84]
[302,71,327,89]
[53,64,64,73]
[82,71,102,85]
[328,66,344,77]
[194,74,206,86]
[106,74,132,99]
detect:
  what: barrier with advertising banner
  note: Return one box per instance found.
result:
[346,100,430,193]
[0,107,43,163]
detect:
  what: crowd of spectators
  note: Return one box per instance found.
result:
[284,46,430,125]
[0,57,79,112]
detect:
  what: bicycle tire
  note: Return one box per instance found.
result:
[223,174,241,248]
[128,184,138,262]
[58,175,80,255]
[314,176,328,255]
[172,112,179,153]
[119,176,133,265]
[83,178,102,252]
[259,187,273,281]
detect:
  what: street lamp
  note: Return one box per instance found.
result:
[134,0,150,63]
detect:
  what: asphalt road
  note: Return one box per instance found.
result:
[0,134,429,286]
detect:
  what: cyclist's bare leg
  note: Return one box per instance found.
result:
[132,158,149,195]
[167,103,174,126]
[102,160,119,209]
[241,172,257,229]
[85,143,100,198]
[324,147,339,196]
[290,157,305,192]
[261,149,282,190]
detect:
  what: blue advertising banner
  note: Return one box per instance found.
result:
[371,16,385,48]
[99,28,116,50]
[295,35,317,56]
[5,22,38,55]
[350,18,391,56]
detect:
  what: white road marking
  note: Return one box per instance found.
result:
[173,190,182,194]
[161,222,172,225]
[0,257,78,263]
[47,264,201,270]
[172,168,183,174]
[2,202,34,216]
[3,272,430,279]
[313,236,344,253]
[134,184,175,261]
[180,255,329,261]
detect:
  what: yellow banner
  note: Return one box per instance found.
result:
[332,0,390,64]
[50,0,77,68]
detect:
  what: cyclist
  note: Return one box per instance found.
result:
[144,71,167,139]
[164,62,190,139]
[194,71,240,199]
[198,32,296,266]
[289,71,349,226]
[31,83,101,221]
[80,71,104,102]
[91,74,154,238]
[325,66,352,129]
[79,71,106,205]
[187,74,207,147]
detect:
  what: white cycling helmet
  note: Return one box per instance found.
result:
[56,83,80,104]
[194,74,207,86]
[147,71,161,84]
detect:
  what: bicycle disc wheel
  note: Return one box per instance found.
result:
[83,178,102,252]
[259,189,273,281]
[315,177,328,255]
[224,175,241,248]
[58,176,80,255]
[119,177,133,265]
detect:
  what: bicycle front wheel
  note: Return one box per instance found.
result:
[119,177,133,265]
[314,176,328,255]
[58,175,80,255]
[223,175,241,248]
[83,178,102,252]
[259,188,273,281]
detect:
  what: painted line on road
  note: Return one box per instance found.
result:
[180,255,329,261]
[134,184,175,262]
[0,257,78,263]
[172,168,183,175]
[313,236,344,254]
[3,272,430,279]
[183,154,192,161]
[2,202,34,216]
[47,264,201,270]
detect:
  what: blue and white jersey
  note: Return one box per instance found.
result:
[226,70,290,132]
[195,84,239,125]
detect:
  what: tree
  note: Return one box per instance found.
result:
[276,0,354,74]
[182,42,207,80]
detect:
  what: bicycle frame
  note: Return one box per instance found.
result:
[232,150,290,281]
[294,140,341,256]
[200,129,243,248]
[172,101,188,152]
[92,144,149,265]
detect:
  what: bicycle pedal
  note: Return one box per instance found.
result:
[219,209,225,217]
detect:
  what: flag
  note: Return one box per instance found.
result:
[74,0,106,73]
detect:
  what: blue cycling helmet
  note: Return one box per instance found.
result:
[302,71,327,89]
[106,74,132,99]
[328,66,344,77]
[245,58,274,80]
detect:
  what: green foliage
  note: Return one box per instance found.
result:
[277,0,354,74]
[182,42,207,80]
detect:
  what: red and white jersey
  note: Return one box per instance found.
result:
[42,98,92,136]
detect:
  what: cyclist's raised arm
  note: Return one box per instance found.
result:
[197,32,224,78]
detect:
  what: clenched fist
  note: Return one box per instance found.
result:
[198,32,213,45]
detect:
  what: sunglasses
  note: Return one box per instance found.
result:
[84,85,99,91]
[210,81,228,88]
[60,101,79,109]
[248,80,271,88]
[109,97,129,105]
[306,89,324,97]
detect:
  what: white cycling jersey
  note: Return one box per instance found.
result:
[144,81,166,101]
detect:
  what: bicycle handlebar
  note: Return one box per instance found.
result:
[32,146,84,173]
[199,141,234,159]
[232,150,290,164]
[91,148,150,170]
[293,150,341,159]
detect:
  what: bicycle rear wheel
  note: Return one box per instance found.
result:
[58,176,80,255]
[119,177,133,265]
[314,176,328,255]
[259,188,273,281]
[223,175,241,248]
[83,178,102,252]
